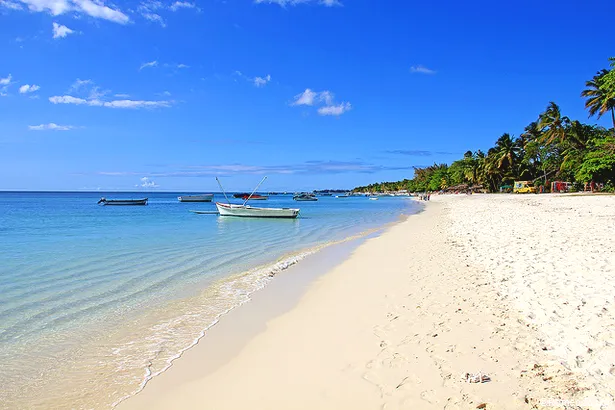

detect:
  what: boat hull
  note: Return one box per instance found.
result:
[178,194,214,202]
[99,198,148,206]
[215,203,299,219]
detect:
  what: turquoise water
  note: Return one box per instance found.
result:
[0,192,416,408]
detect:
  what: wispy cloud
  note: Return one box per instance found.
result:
[137,176,158,188]
[386,149,456,156]
[254,0,342,7]
[0,74,12,86]
[169,1,195,11]
[0,0,23,10]
[139,60,158,70]
[28,123,76,131]
[7,0,129,24]
[410,65,436,75]
[51,79,172,109]
[317,102,351,116]
[99,160,411,178]
[19,84,40,94]
[292,88,351,116]
[49,95,172,109]
[0,74,13,96]
[52,22,74,38]
[253,74,271,87]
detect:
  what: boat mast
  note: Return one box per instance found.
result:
[215,177,232,204]
[243,176,268,206]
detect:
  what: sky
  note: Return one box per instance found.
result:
[0,0,613,192]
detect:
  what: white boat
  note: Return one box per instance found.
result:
[178,194,214,202]
[215,202,299,219]
[369,197,379,200]
[214,176,300,219]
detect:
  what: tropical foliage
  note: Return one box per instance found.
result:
[354,57,615,193]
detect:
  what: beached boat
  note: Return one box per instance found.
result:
[293,193,318,201]
[97,197,148,206]
[178,194,214,202]
[215,202,299,218]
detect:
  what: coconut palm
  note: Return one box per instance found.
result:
[538,102,570,144]
[581,69,615,128]
[494,133,521,171]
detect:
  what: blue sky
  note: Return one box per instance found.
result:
[0,0,613,191]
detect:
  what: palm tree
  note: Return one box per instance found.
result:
[520,121,542,147]
[581,69,615,128]
[494,133,521,171]
[538,102,570,144]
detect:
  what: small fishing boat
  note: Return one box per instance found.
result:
[369,197,379,201]
[178,194,214,202]
[97,197,148,206]
[216,203,299,218]
[215,177,299,219]
[293,193,318,201]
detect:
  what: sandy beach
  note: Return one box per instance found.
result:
[120,194,615,410]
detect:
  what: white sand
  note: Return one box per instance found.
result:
[121,195,615,410]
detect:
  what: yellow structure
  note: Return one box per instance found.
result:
[513,181,537,193]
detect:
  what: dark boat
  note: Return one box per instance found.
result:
[97,197,148,206]
[232,193,268,200]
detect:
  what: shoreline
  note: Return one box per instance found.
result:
[113,223,401,408]
[121,195,615,410]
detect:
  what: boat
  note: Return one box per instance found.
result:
[97,197,148,206]
[216,202,299,218]
[335,193,351,198]
[215,176,300,219]
[178,194,214,202]
[369,197,379,201]
[232,193,268,200]
[293,193,318,201]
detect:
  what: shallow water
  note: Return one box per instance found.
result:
[0,191,417,408]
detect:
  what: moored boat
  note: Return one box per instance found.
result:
[215,202,299,218]
[178,194,214,202]
[233,193,268,200]
[293,193,318,201]
[97,197,148,206]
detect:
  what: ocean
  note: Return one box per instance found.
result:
[0,191,417,408]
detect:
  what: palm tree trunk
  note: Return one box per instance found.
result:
[611,107,614,129]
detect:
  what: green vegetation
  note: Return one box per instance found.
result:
[354,57,615,194]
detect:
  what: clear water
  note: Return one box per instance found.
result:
[0,192,417,408]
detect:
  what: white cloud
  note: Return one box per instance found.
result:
[176,63,189,69]
[0,74,12,86]
[139,60,158,70]
[254,0,341,6]
[19,84,40,93]
[410,65,436,75]
[69,78,92,92]
[49,95,172,109]
[142,12,165,26]
[52,22,74,38]
[318,102,351,116]
[12,0,129,23]
[0,0,23,9]
[138,177,158,188]
[114,93,130,98]
[292,88,318,106]
[292,88,351,116]
[28,123,75,131]
[253,74,271,87]
[169,1,194,11]
[292,89,336,106]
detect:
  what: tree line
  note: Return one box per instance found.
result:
[355,57,615,193]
